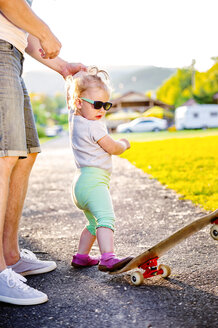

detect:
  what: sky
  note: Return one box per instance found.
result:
[24,0,218,73]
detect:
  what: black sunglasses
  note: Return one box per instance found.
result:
[81,97,112,111]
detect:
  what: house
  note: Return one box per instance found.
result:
[213,93,218,104]
[111,91,173,113]
[181,98,198,106]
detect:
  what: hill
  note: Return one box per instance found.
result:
[23,65,176,96]
[108,65,176,94]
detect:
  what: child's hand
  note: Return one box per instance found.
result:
[119,138,131,150]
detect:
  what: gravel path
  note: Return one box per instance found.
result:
[1,134,217,328]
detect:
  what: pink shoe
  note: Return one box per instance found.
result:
[98,253,133,272]
[71,253,99,268]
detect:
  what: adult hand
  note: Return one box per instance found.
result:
[39,32,62,59]
[60,62,87,79]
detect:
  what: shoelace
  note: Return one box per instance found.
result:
[4,268,29,290]
[20,249,38,261]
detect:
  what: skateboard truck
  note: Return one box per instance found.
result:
[131,257,171,285]
[139,257,162,279]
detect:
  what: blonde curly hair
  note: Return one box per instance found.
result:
[66,66,112,109]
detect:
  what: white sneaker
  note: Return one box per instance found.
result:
[0,268,48,305]
[8,249,57,276]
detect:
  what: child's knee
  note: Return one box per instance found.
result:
[84,210,97,236]
[86,224,96,236]
[96,217,115,232]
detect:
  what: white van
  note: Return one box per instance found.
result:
[175,104,218,130]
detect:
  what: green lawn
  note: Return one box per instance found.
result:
[120,134,218,211]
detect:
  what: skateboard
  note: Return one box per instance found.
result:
[110,209,218,285]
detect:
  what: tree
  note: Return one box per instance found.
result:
[193,63,218,103]
[30,92,67,127]
[156,68,192,108]
[156,61,218,107]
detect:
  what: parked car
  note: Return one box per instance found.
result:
[175,104,218,130]
[45,125,63,137]
[116,117,167,133]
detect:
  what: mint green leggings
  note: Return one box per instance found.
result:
[72,167,115,236]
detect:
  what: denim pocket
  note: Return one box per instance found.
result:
[0,40,13,52]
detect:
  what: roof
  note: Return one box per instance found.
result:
[112,91,173,109]
[112,91,148,106]
[181,98,197,106]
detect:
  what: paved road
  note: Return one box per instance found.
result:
[1,134,217,328]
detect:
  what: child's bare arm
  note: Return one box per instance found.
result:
[98,135,130,155]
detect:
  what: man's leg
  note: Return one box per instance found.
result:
[3,152,56,276]
[3,153,37,266]
[0,156,19,271]
[0,155,49,305]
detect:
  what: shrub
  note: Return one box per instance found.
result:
[36,124,46,138]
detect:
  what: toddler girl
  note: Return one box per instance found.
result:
[66,67,132,272]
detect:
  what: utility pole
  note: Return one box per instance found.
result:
[191,59,196,96]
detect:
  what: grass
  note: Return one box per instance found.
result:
[39,137,55,144]
[119,134,218,211]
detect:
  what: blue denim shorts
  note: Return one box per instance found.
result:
[0,40,41,158]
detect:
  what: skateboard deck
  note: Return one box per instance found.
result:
[110,209,218,284]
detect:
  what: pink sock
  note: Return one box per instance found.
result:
[76,253,89,258]
[101,252,115,260]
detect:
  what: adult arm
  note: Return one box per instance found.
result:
[0,0,61,59]
[98,135,130,155]
[26,35,87,78]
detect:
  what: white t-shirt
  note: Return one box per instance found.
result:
[0,0,33,54]
[69,112,112,174]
